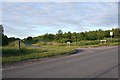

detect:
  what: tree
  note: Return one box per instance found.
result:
[48,34,55,40]
[112,28,120,38]
[58,30,63,34]
[25,36,33,45]
[9,37,16,42]
[41,33,55,42]
[42,33,49,41]
[67,31,72,39]
[0,25,3,46]
[80,32,88,40]
[2,35,9,46]
[96,30,105,40]
[87,31,97,40]
[55,30,63,41]
[0,25,4,34]
[0,25,10,46]
[27,36,32,41]
[71,32,77,42]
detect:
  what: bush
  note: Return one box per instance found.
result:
[32,42,45,47]
[78,40,99,46]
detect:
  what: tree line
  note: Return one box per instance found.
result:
[24,28,120,44]
[0,24,119,46]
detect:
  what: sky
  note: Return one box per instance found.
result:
[1,2,118,39]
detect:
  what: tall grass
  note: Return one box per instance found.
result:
[2,38,119,64]
[2,45,77,64]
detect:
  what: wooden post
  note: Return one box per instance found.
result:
[18,40,20,51]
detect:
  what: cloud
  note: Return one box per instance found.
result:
[2,2,118,38]
[2,0,119,2]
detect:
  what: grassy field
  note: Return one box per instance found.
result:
[2,38,119,64]
[2,45,78,64]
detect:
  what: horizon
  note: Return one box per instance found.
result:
[3,27,118,39]
[2,2,118,39]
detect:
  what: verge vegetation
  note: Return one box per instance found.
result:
[0,25,119,64]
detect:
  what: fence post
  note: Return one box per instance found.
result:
[18,40,20,51]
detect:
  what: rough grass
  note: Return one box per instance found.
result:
[2,46,77,64]
[2,38,119,64]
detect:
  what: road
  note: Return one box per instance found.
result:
[2,46,118,78]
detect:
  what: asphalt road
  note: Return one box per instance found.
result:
[2,46,118,78]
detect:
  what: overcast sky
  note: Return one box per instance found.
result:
[2,2,118,39]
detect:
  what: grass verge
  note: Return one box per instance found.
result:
[2,39,119,64]
[2,46,77,64]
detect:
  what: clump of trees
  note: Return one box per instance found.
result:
[1,24,120,46]
[0,25,20,46]
[32,28,120,43]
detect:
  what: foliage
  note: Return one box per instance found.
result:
[1,24,120,45]
[1,24,119,64]
[31,28,120,43]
